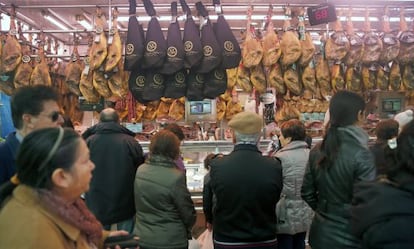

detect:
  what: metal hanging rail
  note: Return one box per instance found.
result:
[1,2,414,9]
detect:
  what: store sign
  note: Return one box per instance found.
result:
[307,3,337,26]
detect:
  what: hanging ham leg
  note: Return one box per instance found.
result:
[262,5,281,67]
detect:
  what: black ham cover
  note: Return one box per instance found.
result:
[159,2,185,74]
[215,15,241,69]
[124,0,145,71]
[142,71,166,101]
[128,70,148,103]
[180,0,203,69]
[164,69,187,98]
[195,1,222,73]
[203,68,227,99]
[186,70,205,101]
[142,0,166,69]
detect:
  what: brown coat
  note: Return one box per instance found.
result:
[0,185,109,249]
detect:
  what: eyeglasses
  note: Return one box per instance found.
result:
[38,111,61,122]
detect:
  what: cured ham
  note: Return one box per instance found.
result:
[89,7,108,70]
[64,42,83,95]
[105,8,122,72]
[325,10,349,62]
[1,10,22,73]
[280,7,301,67]
[30,37,52,86]
[298,8,315,67]
[361,9,383,64]
[14,23,32,88]
[397,8,414,65]
[242,6,263,68]
[262,5,281,67]
[344,9,363,66]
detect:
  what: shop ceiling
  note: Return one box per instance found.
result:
[0,0,413,55]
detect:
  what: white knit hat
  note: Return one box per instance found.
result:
[394,109,414,130]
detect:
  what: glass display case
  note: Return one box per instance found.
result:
[140,140,271,208]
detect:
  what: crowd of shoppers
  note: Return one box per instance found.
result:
[1,87,414,249]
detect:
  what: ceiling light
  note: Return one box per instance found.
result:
[117,14,288,22]
[42,11,69,30]
[76,14,92,30]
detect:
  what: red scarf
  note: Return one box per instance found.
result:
[38,189,103,245]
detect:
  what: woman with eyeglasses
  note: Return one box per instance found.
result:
[0,127,133,249]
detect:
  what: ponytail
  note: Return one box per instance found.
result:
[318,125,341,169]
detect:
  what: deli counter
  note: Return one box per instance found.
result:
[139,139,272,210]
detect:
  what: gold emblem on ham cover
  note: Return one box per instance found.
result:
[126,44,134,55]
[224,41,234,52]
[136,76,145,87]
[184,41,193,52]
[203,45,213,56]
[147,41,157,52]
[168,46,178,57]
[175,72,185,84]
[153,74,164,86]
[214,70,225,80]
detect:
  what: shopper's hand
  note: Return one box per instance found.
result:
[108,230,129,237]
[105,231,139,249]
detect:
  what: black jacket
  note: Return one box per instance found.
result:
[84,122,144,225]
[210,144,283,243]
[352,172,414,249]
[301,125,376,249]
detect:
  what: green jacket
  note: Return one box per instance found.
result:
[301,125,376,249]
[133,155,196,249]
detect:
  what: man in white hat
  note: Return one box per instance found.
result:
[208,111,283,249]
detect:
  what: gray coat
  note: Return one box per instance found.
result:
[274,141,313,235]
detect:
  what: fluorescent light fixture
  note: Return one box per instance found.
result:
[44,15,69,30]
[118,14,287,22]
[79,19,92,30]
[339,16,411,22]
[76,14,92,30]
[0,13,10,31]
